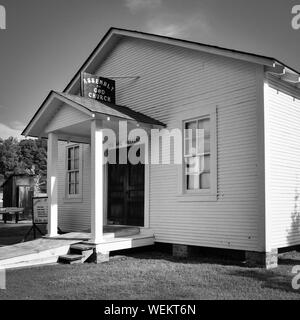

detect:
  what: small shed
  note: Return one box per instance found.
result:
[1,174,35,220]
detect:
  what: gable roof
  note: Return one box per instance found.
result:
[23,27,300,138]
[63,27,300,95]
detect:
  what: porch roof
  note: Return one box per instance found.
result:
[57,92,165,127]
[22,91,165,139]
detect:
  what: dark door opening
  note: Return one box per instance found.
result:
[107,147,145,227]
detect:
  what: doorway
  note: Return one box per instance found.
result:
[107,146,145,226]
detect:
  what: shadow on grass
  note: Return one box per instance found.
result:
[278,258,300,266]
[227,266,300,295]
[112,248,300,296]
[111,247,247,267]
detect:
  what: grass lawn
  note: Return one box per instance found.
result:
[0,223,300,300]
[0,250,299,300]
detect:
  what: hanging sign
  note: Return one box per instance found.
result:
[32,197,48,224]
[81,72,116,104]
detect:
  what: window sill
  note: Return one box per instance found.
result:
[63,197,83,203]
[177,193,217,202]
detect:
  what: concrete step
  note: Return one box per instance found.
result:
[58,254,84,264]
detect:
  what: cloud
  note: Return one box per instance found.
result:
[0,123,23,140]
[145,20,185,37]
[125,0,162,13]
[145,13,212,38]
[9,120,26,131]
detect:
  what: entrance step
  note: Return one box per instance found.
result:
[58,243,95,264]
[70,244,94,262]
[58,254,85,264]
[70,243,94,252]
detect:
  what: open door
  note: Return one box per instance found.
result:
[17,185,34,219]
[107,146,145,226]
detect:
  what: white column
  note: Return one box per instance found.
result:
[47,132,58,237]
[90,119,104,243]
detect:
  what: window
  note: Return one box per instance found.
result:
[178,105,217,202]
[66,145,81,197]
[184,117,211,191]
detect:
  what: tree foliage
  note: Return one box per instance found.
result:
[0,137,47,179]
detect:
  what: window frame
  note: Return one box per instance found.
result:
[177,105,217,202]
[184,116,211,191]
[64,144,83,202]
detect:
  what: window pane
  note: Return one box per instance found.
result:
[75,183,79,195]
[68,147,74,160]
[74,159,79,170]
[67,146,81,196]
[185,121,197,156]
[204,155,210,172]
[200,173,210,189]
[69,183,75,195]
[204,141,210,154]
[184,136,191,156]
[198,118,210,134]
[74,147,79,160]
[185,121,197,131]
[185,156,200,175]
[75,171,79,184]
[68,160,72,170]
[199,118,210,153]
[196,128,205,155]
[186,156,201,190]
[187,174,200,190]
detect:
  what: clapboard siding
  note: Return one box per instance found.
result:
[57,142,91,232]
[45,103,90,133]
[94,37,263,251]
[56,37,263,251]
[265,77,300,248]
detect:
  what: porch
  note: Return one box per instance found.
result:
[22,91,164,250]
[0,226,155,270]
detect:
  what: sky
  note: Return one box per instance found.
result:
[0,0,299,139]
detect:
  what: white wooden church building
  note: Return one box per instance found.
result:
[23,28,300,268]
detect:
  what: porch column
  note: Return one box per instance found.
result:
[47,132,58,237]
[90,119,104,243]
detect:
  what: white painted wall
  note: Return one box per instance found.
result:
[57,37,265,251]
[0,192,3,208]
[264,75,300,249]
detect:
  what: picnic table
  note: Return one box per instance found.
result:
[0,207,25,223]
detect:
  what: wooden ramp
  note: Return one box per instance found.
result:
[0,238,79,270]
[0,228,155,270]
